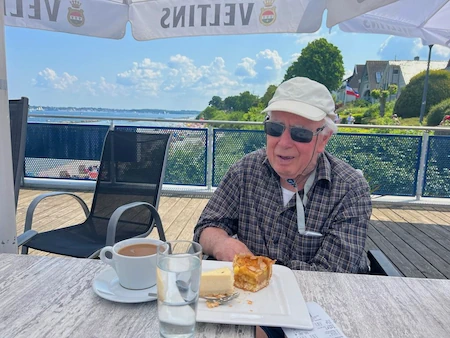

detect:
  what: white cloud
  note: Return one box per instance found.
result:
[411,38,424,56]
[378,35,394,55]
[189,57,240,96]
[234,49,286,85]
[235,57,257,77]
[114,55,240,99]
[98,77,121,96]
[116,58,166,93]
[30,51,287,109]
[256,49,284,70]
[32,68,78,90]
[411,38,450,58]
[434,44,450,58]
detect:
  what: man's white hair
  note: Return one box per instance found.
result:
[323,116,337,135]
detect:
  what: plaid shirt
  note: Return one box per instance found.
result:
[194,149,372,273]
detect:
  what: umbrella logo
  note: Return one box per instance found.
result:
[67,0,85,27]
[260,0,276,26]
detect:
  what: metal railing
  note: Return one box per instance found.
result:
[24,113,450,200]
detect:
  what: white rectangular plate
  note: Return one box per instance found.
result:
[196,261,313,330]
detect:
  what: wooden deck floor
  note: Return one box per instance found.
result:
[16,188,450,279]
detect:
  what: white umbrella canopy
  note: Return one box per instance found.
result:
[0,0,400,253]
[338,0,450,123]
[3,0,398,39]
[338,0,450,47]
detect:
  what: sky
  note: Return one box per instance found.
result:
[5,20,450,111]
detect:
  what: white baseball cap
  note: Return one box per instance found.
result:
[262,77,335,121]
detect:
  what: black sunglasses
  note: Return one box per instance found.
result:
[264,121,325,143]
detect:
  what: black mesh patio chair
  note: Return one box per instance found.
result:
[9,97,29,209]
[368,249,402,276]
[17,130,171,258]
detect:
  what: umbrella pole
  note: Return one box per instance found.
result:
[0,1,18,254]
[419,44,434,125]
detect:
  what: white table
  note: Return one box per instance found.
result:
[1,254,450,338]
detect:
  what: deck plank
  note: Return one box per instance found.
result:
[389,208,450,253]
[15,189,450,279]
[372,209,450,278]
[419,209,450,225]
[367,221,423,278]
[161,198,204,241]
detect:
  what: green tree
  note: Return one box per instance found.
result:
[242,105,267,128]
[209,96,223,109]
[222,91,259,112]
[223,95,240,111]
[260,85,277,107]
[238,91,259,112]
[394,70,450,118]
[284,38,344,91]
[198,106,218,120]
[371,84,398,117]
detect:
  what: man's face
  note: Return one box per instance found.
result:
[266,111,330,180]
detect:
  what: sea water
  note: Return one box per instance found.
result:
[157,255,201,338]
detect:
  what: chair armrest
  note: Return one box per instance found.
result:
[368,249,402,277]
[17,230,38,247]
[105,202,166,247]
[24,192,90,232]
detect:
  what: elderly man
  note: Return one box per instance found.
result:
[194,77,371,274]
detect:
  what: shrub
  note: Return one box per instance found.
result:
[363,103,380,119]
[351,99,371,108]
[426,98,450,126]
[394,70,450,118]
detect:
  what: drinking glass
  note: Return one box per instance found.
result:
[157,240,202,338]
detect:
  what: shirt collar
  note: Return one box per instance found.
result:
[316,151,332,185]
[263,150,332,186]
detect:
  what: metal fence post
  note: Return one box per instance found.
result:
[206,125,214,191]
[415,131,430,200]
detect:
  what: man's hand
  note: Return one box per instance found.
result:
[199,227,253,261]
[212,237,253,261]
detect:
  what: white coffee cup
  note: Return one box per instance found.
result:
[100,238,164,290]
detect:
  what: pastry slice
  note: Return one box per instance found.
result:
[233,254,276,292]
[199,267,234,297]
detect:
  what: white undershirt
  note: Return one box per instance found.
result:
[281,186,296,206]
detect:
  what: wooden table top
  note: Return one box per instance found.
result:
[0,254,250,338]
[1,254,450,338]
[296,270,450,338]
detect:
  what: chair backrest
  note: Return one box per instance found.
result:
[9,97,29,209]
[89,130,172,238]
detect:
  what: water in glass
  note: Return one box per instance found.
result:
[157,254,201,338]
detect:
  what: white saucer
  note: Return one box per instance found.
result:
[92,267,157,303]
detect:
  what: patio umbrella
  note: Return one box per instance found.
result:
[338,0,450,47]
[338,0,450,123]
[0,0,400,253]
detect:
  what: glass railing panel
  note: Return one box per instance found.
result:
[423,135,450,198]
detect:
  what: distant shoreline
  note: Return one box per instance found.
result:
[28,109,200,127]
[29,106,201,115]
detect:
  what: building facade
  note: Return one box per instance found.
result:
[338,58,449,104]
